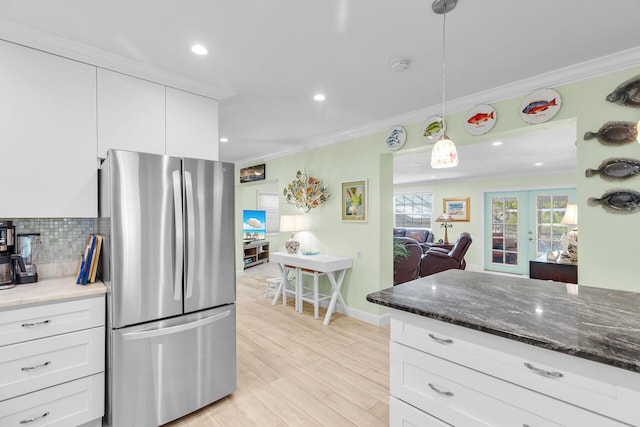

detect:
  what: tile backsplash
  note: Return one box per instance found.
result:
[2,218,95,264]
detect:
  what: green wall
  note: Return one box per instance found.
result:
[236,65,640,319]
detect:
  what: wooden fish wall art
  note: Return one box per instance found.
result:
[587,189,640,214]
[606,75,640,108]
[583,121,638,145]
[585,158,640,180]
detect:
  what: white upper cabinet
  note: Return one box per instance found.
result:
[97,69,166,158]
[0,40,97,218]
[166,87,219,160]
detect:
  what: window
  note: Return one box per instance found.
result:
[257,192,279,235]
[394,192,434,228]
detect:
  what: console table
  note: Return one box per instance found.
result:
[529,255,577,284]
[243,240,269,269]
[270,252,352,325]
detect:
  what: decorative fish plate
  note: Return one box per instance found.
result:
[519,88,562,124]
[606,74,640,108]
[421,116,445,143]
[587,189,640,214]
[585,158,640,180]
[583,121,638,145]
[464,104,496,136]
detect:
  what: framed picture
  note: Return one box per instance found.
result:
[240,163,266,183]
[443,197,470,222]
[341,179,367,222]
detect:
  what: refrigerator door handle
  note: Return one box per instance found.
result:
[172,170,184,301]
[184,170,196,299]
[121,310,231,341]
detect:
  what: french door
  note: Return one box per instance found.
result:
[484,188,576,275]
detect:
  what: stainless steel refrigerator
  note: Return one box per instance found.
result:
[98,149,236,427]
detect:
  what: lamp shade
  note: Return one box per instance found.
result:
[431,136,459,168]
[561,204,578,226]
[280,214,305,232]
[435,212,454,223]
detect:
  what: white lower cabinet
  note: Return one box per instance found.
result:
[390,309,639,427]
[390,396,451,427]
[0,296,105,426]
[0,373,104,427]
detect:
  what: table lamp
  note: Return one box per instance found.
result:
[280,214,305,254]
[560,204,578,263]
[435,212,454,244]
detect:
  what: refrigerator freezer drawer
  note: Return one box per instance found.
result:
[108,304,236,427]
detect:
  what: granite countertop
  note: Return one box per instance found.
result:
[0,276,106,309]
[367,269,640,373]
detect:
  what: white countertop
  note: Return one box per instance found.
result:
[0,276,106,309]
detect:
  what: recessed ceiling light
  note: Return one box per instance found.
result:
[191,44,208,56]
[219,137,228,143]
[492,141,503,146]
[534,162,543,166]
[313,94,326,102]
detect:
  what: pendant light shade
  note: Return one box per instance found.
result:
[431,0,458,169]
[431,135,458,168]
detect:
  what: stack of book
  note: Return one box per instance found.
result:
[76,234,103,285]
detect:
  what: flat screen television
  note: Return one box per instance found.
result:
[242,209,267,242]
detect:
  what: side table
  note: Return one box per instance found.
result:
[529,255,577,284]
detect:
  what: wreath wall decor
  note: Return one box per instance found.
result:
[283,170,330,212]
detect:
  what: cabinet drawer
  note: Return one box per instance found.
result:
[391,310,640,425]
[0,327,105,401]
[390,396,451,427]
[0,372,104,426]
[391,342,625,427]
[0,296,104,346]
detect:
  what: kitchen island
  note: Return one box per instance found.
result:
[367,269,640,426]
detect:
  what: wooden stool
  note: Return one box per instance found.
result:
[265,277,281,299]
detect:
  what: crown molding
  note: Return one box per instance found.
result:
[299,46,640,151]
[238,47,640,165]
[0,18,235,101]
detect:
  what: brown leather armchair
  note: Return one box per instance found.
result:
[419,232,472,277]
[393,237,423,285]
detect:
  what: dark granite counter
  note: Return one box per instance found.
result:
[367,269,640,373]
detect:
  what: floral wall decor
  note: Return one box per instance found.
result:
[283,170,330,212]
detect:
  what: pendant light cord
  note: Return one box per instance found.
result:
[441,3,447,123]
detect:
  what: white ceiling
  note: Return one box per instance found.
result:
[0,0,638,174]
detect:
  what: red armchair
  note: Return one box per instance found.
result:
[420,232,472,277]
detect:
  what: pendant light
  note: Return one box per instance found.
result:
[431,0,459,169]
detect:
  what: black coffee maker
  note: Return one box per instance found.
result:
[0,221,16,289]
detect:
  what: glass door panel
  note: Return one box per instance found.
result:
[529,191,574,257]
[485,191,527,274]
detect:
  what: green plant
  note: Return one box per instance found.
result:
[393,239,409,261]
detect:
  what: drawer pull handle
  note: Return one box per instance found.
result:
[428,383,454,397]
[428,333,453,345]
[21,361,51,371]
[524,362,564,378]
[21,320,51,328]
[20,411,50,424]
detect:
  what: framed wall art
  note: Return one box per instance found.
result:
[240,163,266,183]
[443,197,470,222]
[341,179,367,222]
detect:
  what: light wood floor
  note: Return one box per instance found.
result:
[164,263,390,426]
